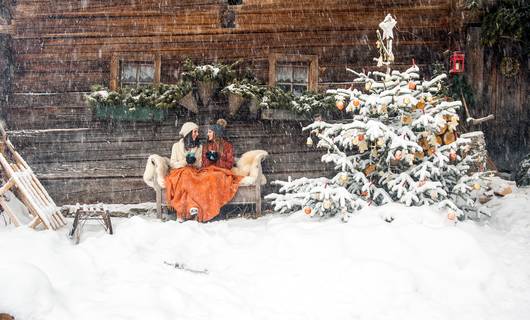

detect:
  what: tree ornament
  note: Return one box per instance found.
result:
[370,147,379,157]
[380,103,388,113]
[339,174,349,185]
[351,135,359,146]
[394,150,402,161]
[443,130,456,145]
[408,81,416,90]
[358,134,365,142]
[365,82,372,91]
[414,151,425,160]
[336,100,345,111]
[447,211,456,221]
[401,115,412,125]
[415,99,425,110]
[361,191,369,197]
[449,150,457,161]
[376,137,385,146]
[364,164,376,176]
[353,99,361,108]
[473,183,481,190]
[358,140,368,153]
[306,136,314,146]
[430,190,438,200]
[322,199,332,210]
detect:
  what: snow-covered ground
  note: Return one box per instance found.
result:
[1,188,530,320]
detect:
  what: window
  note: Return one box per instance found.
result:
[227,0,242,4]
[110,53,161,90]
[269,53,318,94]
[276,62,309,96]
[120,62,155,87]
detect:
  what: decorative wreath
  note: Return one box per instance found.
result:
[500,56,521,78]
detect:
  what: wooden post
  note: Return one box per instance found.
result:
[154,175,162,219]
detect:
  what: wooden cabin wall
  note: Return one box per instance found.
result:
[465,26,530,172]
[5,0,454,205]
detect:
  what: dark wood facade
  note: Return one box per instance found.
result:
[0,0,487,205]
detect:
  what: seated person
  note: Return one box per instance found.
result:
[170,122,202,169]
[202,120,234,170]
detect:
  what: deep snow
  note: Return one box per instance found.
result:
[1,189,530,320]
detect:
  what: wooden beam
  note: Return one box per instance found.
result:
[0,24,14,35]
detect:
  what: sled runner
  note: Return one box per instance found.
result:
[0,123,66,230]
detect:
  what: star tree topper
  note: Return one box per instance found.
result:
[375,14,397,68]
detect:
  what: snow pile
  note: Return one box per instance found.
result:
[1,190,530,319]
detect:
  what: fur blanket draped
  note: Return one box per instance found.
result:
[165,166,243,222]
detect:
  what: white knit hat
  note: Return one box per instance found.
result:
[179,122,199,137]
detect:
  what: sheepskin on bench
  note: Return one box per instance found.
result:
[143,150,268,218]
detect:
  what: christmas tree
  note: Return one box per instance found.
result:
[266,14,487,222]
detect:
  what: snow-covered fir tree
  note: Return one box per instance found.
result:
[266,14,487,222]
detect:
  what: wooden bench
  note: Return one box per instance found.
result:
[153,157,266,220]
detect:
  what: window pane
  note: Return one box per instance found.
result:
[293,66,308,83]
[292,85,307,96]
[138,64,155,83]
[121,63,137,83]
[276,65,293,82]
[277,84,291,93]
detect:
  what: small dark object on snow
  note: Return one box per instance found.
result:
[515,153,530,187]
[164,261,209,274]
[185,153,196,164]
[206,150,219,162]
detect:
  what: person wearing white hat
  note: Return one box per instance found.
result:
[170,122,202,169]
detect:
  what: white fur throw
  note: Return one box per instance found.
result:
[143,149,268,190]
[143,154,170,189]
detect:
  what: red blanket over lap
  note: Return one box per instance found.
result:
[165,166,242,222]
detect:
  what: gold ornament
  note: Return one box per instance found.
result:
[351,135,359,146]
[322,199,332,210]
[401,115,412,125]
[365,82,372,91]
[376,137,385,146]
[339,174,349,185]
[358,140,368,153]
[336,100,345,111]
[364,164,376,176]
[415,99,425,110]
[306,136,314,146]
[473,183,481,190]
[404,97,411,105]
[443,130,456,145]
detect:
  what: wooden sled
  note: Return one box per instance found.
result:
[0,123,66,230]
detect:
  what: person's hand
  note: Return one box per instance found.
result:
[206,150,219,162]
[186,153,196,164]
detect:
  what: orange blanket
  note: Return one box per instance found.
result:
[165,166,242,222]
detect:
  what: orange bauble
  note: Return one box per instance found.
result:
[447,211,456,220]
[361,191,369,197]
[353,99,361,107]
[336,100,345,111]
[304,207,312,215]
[449,151,457,161]
[358,134,365,142]
[408,81,416,90]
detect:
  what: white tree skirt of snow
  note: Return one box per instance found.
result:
[1,190,530,320]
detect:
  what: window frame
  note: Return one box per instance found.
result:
[110,52,161,90]
[268,53,318,92]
